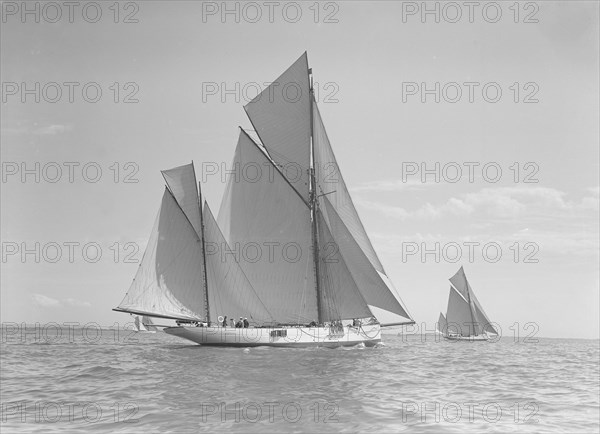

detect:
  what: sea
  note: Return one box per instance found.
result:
[1,326,598,433]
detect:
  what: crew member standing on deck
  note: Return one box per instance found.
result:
[243,318,249,328]
[222,316,227,327]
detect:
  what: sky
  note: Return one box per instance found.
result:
[1,1,598,339]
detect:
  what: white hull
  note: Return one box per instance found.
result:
[442,333,490,342]
[164,324,381,348]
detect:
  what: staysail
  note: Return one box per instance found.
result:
[312,100,412,323]
[316,209,373,321]
[437,312,447,334]
[115,188,206,321]
[134,315,146,332]
[312,101,385,273]
[321,196,411,320]
[142,316,158,332]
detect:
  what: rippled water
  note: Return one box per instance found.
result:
[1,327,598,433]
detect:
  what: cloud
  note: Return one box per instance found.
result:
[34,124,73,135]
[64,298,92,308]
[357,186,599,221]
[31,294,61,307]
[30,294,91,308]
[351,179,430,192]
[0,121,74,136]
[369,228,599,259]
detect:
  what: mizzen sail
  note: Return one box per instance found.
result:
[116,188,206,321]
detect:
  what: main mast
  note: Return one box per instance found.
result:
[196,176,211,325]
[308,68,323,324]
[464,282,478,336]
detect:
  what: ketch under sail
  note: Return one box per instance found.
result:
[134,315,158,333]
[438,266,498,341]
[114,52,414,347]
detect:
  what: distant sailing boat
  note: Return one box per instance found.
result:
[133,315,158,333]
[113,52,414,347]
[438,267,498,341]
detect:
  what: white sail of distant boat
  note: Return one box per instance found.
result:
[438,267,498,341]
[113,52,414,347]
[134,315,158,333]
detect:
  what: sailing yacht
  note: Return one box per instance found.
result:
[113,52,414,347]
[133,315,158,333]
[438,267,498,341]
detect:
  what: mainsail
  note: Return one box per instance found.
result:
[445,286,476,336]
[218,130,318,324]
[450,267,498,335]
